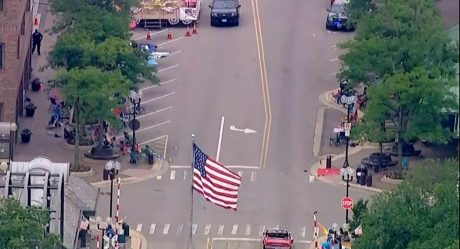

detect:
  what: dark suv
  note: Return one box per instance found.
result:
[209,0,241,26]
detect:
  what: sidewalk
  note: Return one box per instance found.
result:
[13,3,168,188]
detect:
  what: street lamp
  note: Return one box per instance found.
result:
[340,95,355,168]
[9,122,17,163]
[129,90,141,154]
[104,161,121,218]
[340,167,354,224]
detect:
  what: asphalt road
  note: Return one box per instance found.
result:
[96,0,372,248]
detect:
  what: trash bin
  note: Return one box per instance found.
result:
[366,174,373,187]
[25,107,36,117]
[355,168,362,184]
[326,155,332,169]
[147,154,154,165]
[359,172,366,185]
[20,129,32,143]
[103,169,109,180]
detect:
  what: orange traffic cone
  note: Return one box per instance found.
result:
[146,32,152,40]
[34,17,39,26]
[192,23,197,34]
[185,26,192,37]
[167,28,173,40]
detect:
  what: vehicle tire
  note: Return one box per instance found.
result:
[235,19,239,26]
[325,23,331,30]
[210,19,215,26]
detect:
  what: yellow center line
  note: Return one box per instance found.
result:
[252,0,271,169]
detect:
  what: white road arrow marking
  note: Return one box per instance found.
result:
[229,125,257,134]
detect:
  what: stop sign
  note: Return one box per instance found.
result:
[341,197,353,209]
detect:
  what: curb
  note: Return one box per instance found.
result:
[90,160,170,188]
[70,168,95,177]
[380,175,403,185]
[60,140,94,151]
[130,229,148,249]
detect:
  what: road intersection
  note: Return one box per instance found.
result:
[96,0,372,248]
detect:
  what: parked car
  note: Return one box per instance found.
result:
[209,0,241,26]
[326,0,354,31]
[262,228,294,249]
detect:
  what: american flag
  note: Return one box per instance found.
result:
[193,143,242,210]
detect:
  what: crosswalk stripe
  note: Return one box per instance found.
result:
[244,225,251,236]
[177,224,184,234]
[218,225,224,235]
[183,171,187,180]
[192,224,197,235]
[170,170,176,180]
[301,227,306,238]
[231,225,238,235]
[136,224,142,232]
[250,171,256,181]
[163,224,170,235]
[156,175,162,180]
[258,226,265,236]
[149,224,156,234]
[204,224,211,235]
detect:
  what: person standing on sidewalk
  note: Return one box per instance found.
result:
[32,29,43,55]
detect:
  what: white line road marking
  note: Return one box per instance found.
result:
[157,64,180,73]
[117,121,171,139]
[192,224,197,235]
[258,226,265,236]
[156,175,162,180]
[301,227,306,238]
[177,224,184,234]
[298,240,312,244]
[244,225,251,236]
[204,224,211,235]
[328,72,338,76]
[133,29,168,40]
[169,50,182,56]
[231,225,238,235]
[237,171,243,177]
[218,225,224,235]
[137,106,173,119]
[170,165,260,169]
[170,170,176,180]
[142,92,175,104]
[136,224,142,232]
[216,116,225,161]
[275,224,279,229]
[250,171,255,181]
[163,224,170,235]
[329,58,339,62]
[149,224,156,234]
[141,78,177,91]
[157,37,184,47]
[183,171,187,180]
[139,135,169,145]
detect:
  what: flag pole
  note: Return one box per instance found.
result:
[190,134,195,249]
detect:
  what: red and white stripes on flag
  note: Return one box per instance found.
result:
[193,144,242,210]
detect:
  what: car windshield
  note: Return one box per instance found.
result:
[331,4,345,13]
[267,232,288,239]
[213,1,237,8]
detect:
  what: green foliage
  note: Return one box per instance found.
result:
[362,69,457,144]
[57,67,132,128]
[345,0,375,25]
[349,198,369,231]
[353,159,459,249]
[339,0,458,85]
[0,199,62,249]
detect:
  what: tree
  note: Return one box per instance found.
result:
[361,69,457,171]
[339,0,458,85]
[353,159,459,249]
[349,198,369,231]
[57,67,132,151]
[345,0,375,26]
[0,199,62,249]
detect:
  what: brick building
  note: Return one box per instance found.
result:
[0,0,33,123]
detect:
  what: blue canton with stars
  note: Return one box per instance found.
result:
[193,143,208,178]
